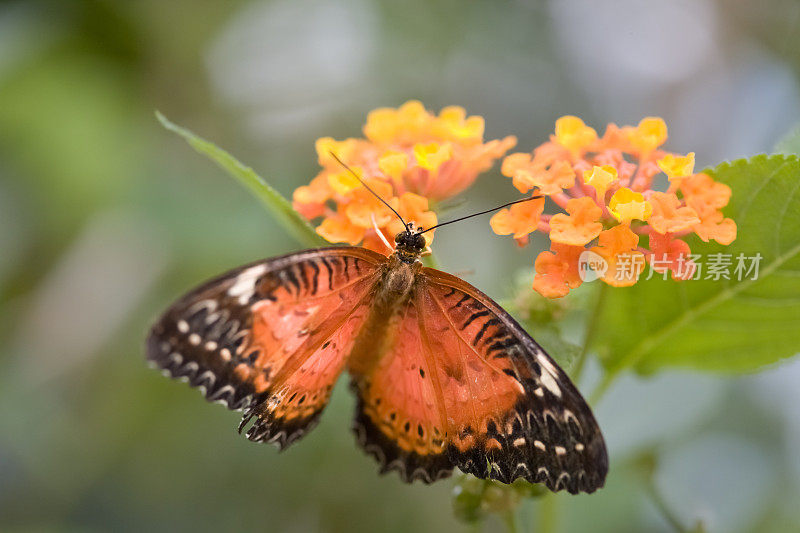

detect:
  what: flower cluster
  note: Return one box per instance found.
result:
[293,101,516,252]
[490,116,737,298]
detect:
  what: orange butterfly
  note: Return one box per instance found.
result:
[147,174,608,495]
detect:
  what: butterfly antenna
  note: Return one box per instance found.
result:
[328,151,409,230]
[420,195,543,234]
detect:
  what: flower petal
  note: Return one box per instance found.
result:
[489,194,545,239]
[608,187,652,223]
[532,243,585,298]
[549,197,603,246]
[554,116,598,155]
[647,192,700,234]
[583,165,618,202]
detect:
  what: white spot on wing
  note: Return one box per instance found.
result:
[540,371,562,398]
[538,354,558,375]
[228,264,268,304]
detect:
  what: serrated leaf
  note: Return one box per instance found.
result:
[595,154,800,375]
[156,112,327,248]
[774,124,800,156]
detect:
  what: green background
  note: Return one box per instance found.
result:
[2,1,800,531]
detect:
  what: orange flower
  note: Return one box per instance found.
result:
[590,225,645,287]
[490,194,546,239]
[493,115,737,297]
[679,173,737,244]
[388,193,438,244]
[692,211,737,245]
[647,231,695,280]
[316,211,365,246]
[680,173,731,211]
[549,197,603,246]
[502,149,575,196]
[344,179,397,228]
[294,101,515,253]
[647,192,700,234]
[531,244,585,298]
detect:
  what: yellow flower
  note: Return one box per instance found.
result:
[364,100,430,145]
[657,152,695,180]
[583,165,618,201]
[627,117,667,155]
[413,142,453,173]
[328,167,364,195]
[554,116,598,155]
[378,151,409,186]
[608,188,652,223]
[315,137,361,166]
[434,106,485,142]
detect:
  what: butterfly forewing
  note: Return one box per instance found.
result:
[147,247,384,448]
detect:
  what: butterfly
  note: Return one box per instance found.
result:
[146,171,608,494]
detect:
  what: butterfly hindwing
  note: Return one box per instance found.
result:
[147,247,384,449]
[350,297,455,482]
[351,267,608,494]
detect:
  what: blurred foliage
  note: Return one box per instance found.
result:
[2,1,800,533]
[157,112,327,248]
[501,272,587,374]
[775,124,800,156]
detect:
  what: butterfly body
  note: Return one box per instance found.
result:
[147,229,608,494]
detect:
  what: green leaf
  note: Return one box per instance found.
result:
[774,123,800,156]
[156,112,328,248]
[528,327,581,374]
[595,154,800,375]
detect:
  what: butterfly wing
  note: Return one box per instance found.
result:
[147,247,385,449]
[350,267,608,494]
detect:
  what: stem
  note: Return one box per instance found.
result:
[538,493,559,533]
[589,369,616,405]
[645,478,687,532]
[502,510,520,533]
[572,283,607,382]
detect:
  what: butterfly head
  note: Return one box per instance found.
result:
[394,226,426,263]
